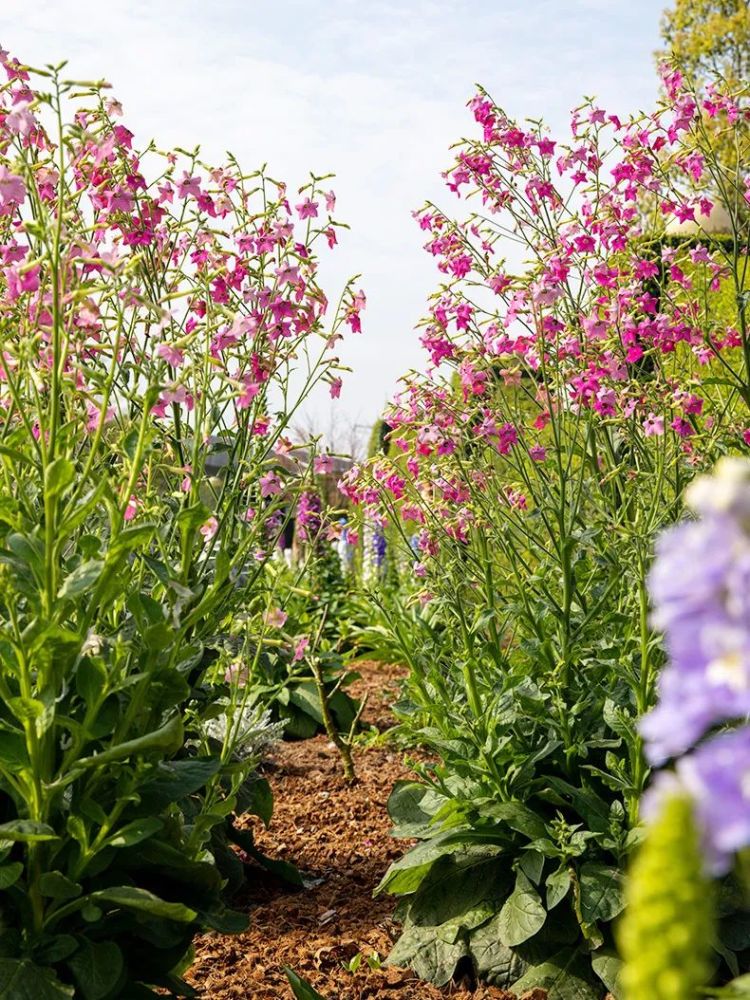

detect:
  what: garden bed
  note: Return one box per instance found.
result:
[186,663,518,1000]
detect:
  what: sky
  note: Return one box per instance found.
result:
[0,0,664,448]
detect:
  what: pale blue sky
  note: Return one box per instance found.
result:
[0,0,664,447]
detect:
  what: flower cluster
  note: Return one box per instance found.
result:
[643,458,750,872]
[344,67,750,577]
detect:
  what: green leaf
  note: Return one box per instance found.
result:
[238,775,273,827]
[76,714,183,768]
[578,862,625,925]
[406,847,509,942]
[45,459,75,499]
[376,830,505,897]
[0,820,58,844]
[0,959,74,999]
[283,968,328,1000]
[546,865,572,910]
[58,560,104,599]
[482,800,548,841]
[91,886,197,922]
[511,949,600,1000]
[68,940,124,1000]
[105,817,163,849]
[591,949,624,998]
[387,781,445,839]
[470,914,528,987]
[387,923,469,987]
[0,863,22,889]
[39,871,81,900]
[139,757,222,809]
[497,871,547,947]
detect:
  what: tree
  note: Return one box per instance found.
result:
[659,0,750,86]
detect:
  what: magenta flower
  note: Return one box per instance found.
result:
[292,636,310,662]
[295,197,318,220]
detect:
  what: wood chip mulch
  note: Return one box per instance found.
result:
[186,661,519,1000]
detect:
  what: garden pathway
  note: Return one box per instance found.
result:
[186,662,523,1000]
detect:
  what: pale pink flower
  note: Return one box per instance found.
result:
[314,454,335,475]
[264,607,288,629]
[0,165,25,215]
[200,516,219,541]
[644,413,664,437]
[156,342,184,367]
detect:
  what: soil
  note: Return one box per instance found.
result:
[187,662,520,1000]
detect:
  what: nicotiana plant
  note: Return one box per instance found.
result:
[0,51,362,998]
[342,65,750,996]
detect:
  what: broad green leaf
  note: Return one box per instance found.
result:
[289,682,324,725]
[283,968,328,1000]
[406,847,509,942]
[376,830,505,897]
[470,913,528,987]
[0,959,74,999]
[482,800,548,841]
[139,757,222,809]
[45,459,75,499]
[58,559,104,599]
[511,949,600,1000]
[387,781,445,839]
[546,865,572,910]
[92,886,197,922]
[0,731,29,771]
[497,871,546,947]
[105,817,163,849]
[68,940,124,1000]
[39,871,81,900]
[591,949,624,998]
[76,714,183,768]
[0,820,58,844]
[578,862,625,925]
[0,863,22,889]
[387,922,469,987]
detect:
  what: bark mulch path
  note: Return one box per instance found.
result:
[187,661,520,1000]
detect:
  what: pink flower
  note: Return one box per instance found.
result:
[324,190,336,213]
[124,496,139,521]
[314,454,335,474]
[200,516,219,541]
[329,377,343,399]
[292,636,310,662]
[643,413,664,437]
[177,172,202,199]
[529,445,546,462]
[0,165,25,215]
[296,197,318,219]
[260,471,282,497]
[243,506,256,521]
[264,607,288,629]
[156,342,184,367]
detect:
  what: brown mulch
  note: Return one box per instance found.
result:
[186,662,517,1000]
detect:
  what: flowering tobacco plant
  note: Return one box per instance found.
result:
[344,66,750,994]
[0,51,361,997]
